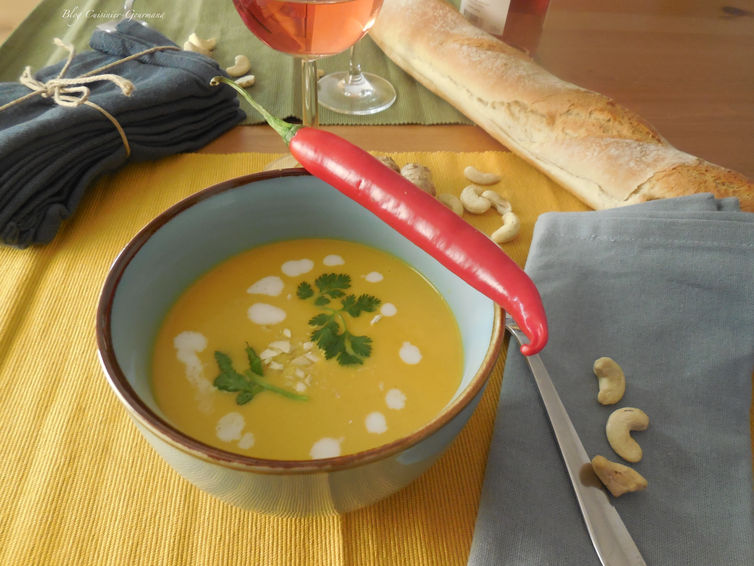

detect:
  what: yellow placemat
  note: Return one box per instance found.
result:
[0,149,591,566]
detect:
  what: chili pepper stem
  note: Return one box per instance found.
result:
[211,75,300,144]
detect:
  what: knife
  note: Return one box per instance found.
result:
[505,314,647,566]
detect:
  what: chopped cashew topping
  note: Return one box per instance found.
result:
[400,163,436,195]
[606,407,649,463]
[593,357,626,405]
[460,185,492,214]
[490,211,520,244]
[463,165,501,185]
[591,455,648,497]
[437,193,464,216]
[226,54,251,77]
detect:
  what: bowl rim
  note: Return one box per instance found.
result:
[96,168,504,474]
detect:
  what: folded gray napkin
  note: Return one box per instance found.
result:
[0,20,245,248]
[468,194,754,565]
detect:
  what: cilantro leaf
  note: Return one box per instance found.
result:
[236,390,257,405]
[337,351,363,366]
[213,352,248,392]
[213,348,308,405]
[348,334,372,358]
[245,344,264,376]
[309,313,332,327]
[214,370,248,393]
[311,320,342,359]
[315,273,351,297]
[342,294,381,317]
[298,272,383,366]
[297,281,314,299]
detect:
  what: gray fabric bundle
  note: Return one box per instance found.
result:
[468,194,754,565]
[0,20,244,248]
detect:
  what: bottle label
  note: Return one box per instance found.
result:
[459,0,512,37]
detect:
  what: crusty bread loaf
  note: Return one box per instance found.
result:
[370,0,753,211]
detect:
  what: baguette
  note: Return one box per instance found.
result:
[370,0,753,211]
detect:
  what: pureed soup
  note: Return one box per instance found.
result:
[151,238,464,460]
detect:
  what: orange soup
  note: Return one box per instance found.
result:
[151,238,463,460]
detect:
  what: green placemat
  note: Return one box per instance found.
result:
[0,0,470,126]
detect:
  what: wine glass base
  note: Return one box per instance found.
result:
[318,71,397,115]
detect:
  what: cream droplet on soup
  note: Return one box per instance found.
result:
[399,342,422,365]
[173,331,213,412]
[385,388,407,410]
[238,432,255,450]
[323,254,344,266]
[380,303,397,317]
[173,331,207,368]
[365,411,388,434]
[248,303,287,325]
[247,275,284,296]
[216,412,245,442]
[281,259,314,277]
[365,271,383,283]
[310,437,342,459]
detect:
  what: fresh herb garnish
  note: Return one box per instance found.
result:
[213,344,308,405]
[297,273,381,366]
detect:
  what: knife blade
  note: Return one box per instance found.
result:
[505,314,647,566]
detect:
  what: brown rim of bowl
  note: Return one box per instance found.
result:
[96,168,504,475]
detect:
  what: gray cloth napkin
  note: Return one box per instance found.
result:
[0,20,244,248]
[468,194,754,565]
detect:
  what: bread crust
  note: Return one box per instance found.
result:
[371,0,753,211]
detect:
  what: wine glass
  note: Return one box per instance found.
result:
[318,40,396,115]
[232,0,385,127]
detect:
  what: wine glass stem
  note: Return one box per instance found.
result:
[301,58,319,128]
[346,45,362,84]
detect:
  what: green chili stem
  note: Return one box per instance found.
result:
[210,75,301,144]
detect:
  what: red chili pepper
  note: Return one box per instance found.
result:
[212,77,548,355]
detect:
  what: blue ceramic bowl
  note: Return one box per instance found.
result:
[97,169,503,515]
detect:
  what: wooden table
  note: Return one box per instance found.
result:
[2,0,753,178]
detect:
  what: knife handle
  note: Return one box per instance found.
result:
[506,318,647,566]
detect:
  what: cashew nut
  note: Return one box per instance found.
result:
[236,74,256,88]
[591,455,647,497]
[460,185,491,214]
[226,55,251,77]
[464,165,501,185]
[481,190,512,215]
[401,163,435,195]
[376,155,400,173]
[606,407,649,463]
[593,356,626,405]
[183,40,212,57]
[490,211,520,243]
[437,193,464,216]
[188,32,217,52]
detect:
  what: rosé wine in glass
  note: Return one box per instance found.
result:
[233,0,384,126]
[233,0,383,57]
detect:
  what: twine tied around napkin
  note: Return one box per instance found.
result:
[0,38,179,158]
